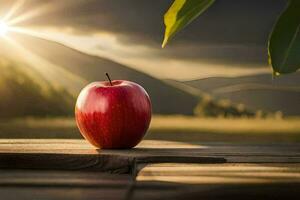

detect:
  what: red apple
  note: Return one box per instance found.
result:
[75,74,152,149]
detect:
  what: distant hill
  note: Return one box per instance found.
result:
[0,58,73,118]
[185,73,300,92]
[183,73,300,116]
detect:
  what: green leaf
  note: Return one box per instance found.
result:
[162,0,215,48]
[269,0,300,74]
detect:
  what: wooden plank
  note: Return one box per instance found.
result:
[0,187,126,200]
[0,153,133,173]
[0,170,132,200]
[0,139,300,173]
[0,139,229,172]
[133,183,300,200]
[133,163,300,199]
[146,131,300,143]
[0,170,131,187]
[137,163,300,184]
[1,139,299,156]
[136,156,225,164]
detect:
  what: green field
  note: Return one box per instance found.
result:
[1,115,300,143]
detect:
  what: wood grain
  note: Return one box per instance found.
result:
[0,139,300,200]
[133,163,300,199]
[0,139,228,172]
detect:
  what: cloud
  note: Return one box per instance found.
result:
[6,0,286,44]
[0,0,288,69]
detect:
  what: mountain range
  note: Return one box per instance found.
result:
[2,34,200,115]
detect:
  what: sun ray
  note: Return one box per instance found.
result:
[7,2,54,26]
[2,0,25,22]
[0,22,9,36]
[0,0,89,93]
[8,26,49,39]
[2,29,87,92]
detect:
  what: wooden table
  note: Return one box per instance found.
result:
[0,139,300,200]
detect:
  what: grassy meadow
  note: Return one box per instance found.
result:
[1,115,300,143]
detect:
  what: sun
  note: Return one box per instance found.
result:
[0,21,9,36]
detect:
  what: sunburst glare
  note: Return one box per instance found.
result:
[0,0,87,90]
[0,0,53,37]
[0,21,9,36]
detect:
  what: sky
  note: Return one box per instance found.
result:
[0,0,289,80]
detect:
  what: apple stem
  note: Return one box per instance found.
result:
[106,73,113,86]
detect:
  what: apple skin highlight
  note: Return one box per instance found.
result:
[75,80,152,149]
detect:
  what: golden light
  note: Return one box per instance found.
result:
[0,21,9,36]
[0,0,57,48]
[0,0,87,88]
[0,0,54,38]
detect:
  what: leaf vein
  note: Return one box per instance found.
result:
[279,22,300,72]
